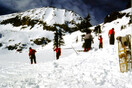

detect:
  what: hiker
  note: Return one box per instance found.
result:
[108,28,115,45]
[29,47,37,64]
[98,35,103,48]
[54,46,61,60]
[83,30,93,52]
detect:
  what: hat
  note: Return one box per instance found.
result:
[29,47,32,49]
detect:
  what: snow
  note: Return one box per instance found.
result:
[0,7,82,26]
[0,8,132,88]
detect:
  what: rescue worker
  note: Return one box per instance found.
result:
[83,30,93,52]
[54,46,61,60]
[98,35,103,48]
[108,28,115,45]
[29,47,37,64]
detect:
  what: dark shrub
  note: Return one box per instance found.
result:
[7,45,17,50]
[33,37,51,45]
[0,43,2,47]
[93,25,101,35]
[1,16,22,26]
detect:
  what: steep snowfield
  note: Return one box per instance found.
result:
[0,8,132,88]
[0,7,82,26]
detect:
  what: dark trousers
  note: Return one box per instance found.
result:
[30,55,36,64]
[109,34,115,45]
[99,43,103,48]
[56,52,60,60]
[84,39,92,51]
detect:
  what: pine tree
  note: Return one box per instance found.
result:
[78,13,92,32]
[54,29,58,47]
[84,13,92,27]
[53,27,64,47]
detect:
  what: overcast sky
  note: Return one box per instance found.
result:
[0,0,130,25]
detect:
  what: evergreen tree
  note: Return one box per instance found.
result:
[58,29,64,47]
[54,29,58,47]
[53,27,64,47]
[78,13,92,32]
[84,14,92,27]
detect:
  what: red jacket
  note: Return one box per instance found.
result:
[54,48,61,54]
[108,29,115,35]
[29,49,36,56]
[98,36,103,44]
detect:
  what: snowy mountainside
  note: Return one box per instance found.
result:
[0,7,83,52]
[0,8,132,88]
[0,7,82,27]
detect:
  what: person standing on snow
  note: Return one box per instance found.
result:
[98,35,103,48]
[108,28,115,45]
[29,47,37,64]
[83,30,93,52]
[54,46,61,60]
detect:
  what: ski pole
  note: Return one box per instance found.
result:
[71,45,79,55]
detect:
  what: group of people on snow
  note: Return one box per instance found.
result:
[28,28,115,64]
[83,28,115,52]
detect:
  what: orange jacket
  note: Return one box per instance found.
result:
[29,49,36,56]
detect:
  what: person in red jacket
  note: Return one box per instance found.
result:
[54,46,61,60]
[108,28,115,45]
[98,35,103,48]
[29,47,37,64]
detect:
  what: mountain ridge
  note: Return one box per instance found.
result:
[0,7,83,28]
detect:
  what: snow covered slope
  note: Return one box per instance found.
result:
[0,7,82,26]
[98,8,132,48]
[0,8,131,88]
[0,7,82,52]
